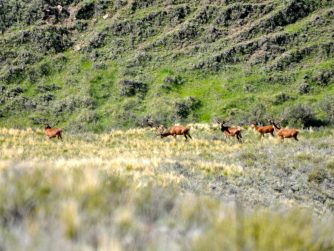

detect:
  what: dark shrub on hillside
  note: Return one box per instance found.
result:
[313,70,333,87]
[37,83,61,93]
[282,104,320,127]
[39,94,55,103]
[299,82,311,94]
[76,2,95,20]
[175,102,190,119]
[38,62,52,77]
[272,92,291,105]
[28,27,73,53]
[1,66,25,84]
[243,84,256,93]
[248,103,268,124]
[175,96,201,120]
[160,75,185,91]
[6,87,23,98]
[76,110,99,124]
[50,96,95,115]
[136,115,155,128]
[320,96,334,125]
[24,100,37,110]
[30,116,48,125]
[164,75,184,86]
[119,79,148,97]
[74,20,89,32]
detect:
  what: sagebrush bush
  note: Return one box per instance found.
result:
[308,168,327,183]
[299,82,311,94]
[282,104,320,127]
[320,96,334,125]
[272,92,291,105]
[119,79,148,97]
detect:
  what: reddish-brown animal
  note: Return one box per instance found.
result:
[44,124,63,140]
[157,125,192,141]
[272,122,299,142]
[219,121,242,142]
[250,122,274,139]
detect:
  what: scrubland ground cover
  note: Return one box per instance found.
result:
[0,125,334,250]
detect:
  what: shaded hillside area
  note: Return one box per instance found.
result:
[0,0,334,131]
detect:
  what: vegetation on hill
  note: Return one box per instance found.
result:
[0,0,333,131]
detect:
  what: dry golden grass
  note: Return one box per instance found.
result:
[0,125,334,250]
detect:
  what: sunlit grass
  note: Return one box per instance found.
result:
[0,125,333,250]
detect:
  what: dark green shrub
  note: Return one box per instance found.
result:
[37,84,61,93]
[76,1,95,20]
[282,104,320,127]
[160,75,185,92]
[320,96,334,124]
[313,70,333,87]
[2,66,25,84]
[272,92,291,105]
[243,84,256,93]
[248,103,268,124]
[29,116,48,125]
[38,94,55,103]
[299,82,311,94]
[6,87,24,98]
[38,62,52,77]
[175,96,201,120]
[119,79,148,97]
[76,110,99,124]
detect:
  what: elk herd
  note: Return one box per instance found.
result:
[44,120,299,143]
[154,120,299,143]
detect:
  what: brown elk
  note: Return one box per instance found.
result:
[157,125,192,141]
[44,124,63,140]
[271,121,299,142]
[218,120,242,142]
[250,122,275,139]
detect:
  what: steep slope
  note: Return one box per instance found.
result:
[0,0,333,131]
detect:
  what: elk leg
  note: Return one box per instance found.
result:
[184,134,188,141]
[58,133,63,141]
[237,133,242,142]
[294,135,298,141]
[187,133,192,139]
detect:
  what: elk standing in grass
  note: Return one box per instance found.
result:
[271,121,299,142]
[44,124,63,141]
[157,125,192,141]
[250,121,275,139]
[218,120,242,142]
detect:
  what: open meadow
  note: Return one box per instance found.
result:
[0,125,334,251]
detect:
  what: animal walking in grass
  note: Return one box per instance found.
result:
[250,122,275,139]
[44,124,63,141]
[271,121,299,142]
[157,125,192,141]
[218,120,242,143]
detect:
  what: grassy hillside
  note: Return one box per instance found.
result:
[0,0,334,131]
[0,126,334,250]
